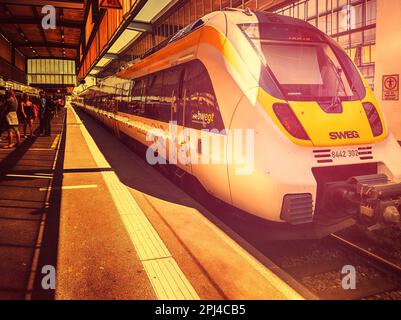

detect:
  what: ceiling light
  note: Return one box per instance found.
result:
[96,58,112,67]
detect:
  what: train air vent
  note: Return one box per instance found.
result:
[281,194,314,225]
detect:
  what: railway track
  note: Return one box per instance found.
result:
[330,234,401,279]
[255,234,401,300]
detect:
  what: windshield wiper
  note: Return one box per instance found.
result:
[329,65,346,112]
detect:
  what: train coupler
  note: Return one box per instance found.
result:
[349,174,401,229]
[324,174,401,230]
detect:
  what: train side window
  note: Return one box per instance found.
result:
[130,78,145,116]
[176,67,186,126]
[185,60,225,131]
[121,81,131,114]
[145,73,163,120]
[114,85,121,113]
[111,94,118,114]
[102,96,108,111]
[161,68,181,123]
[157,71,172,123]
[142,76,150,114]
[116,81,130,114]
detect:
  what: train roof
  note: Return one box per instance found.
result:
[116,9,327,80]
[225,10,318,29]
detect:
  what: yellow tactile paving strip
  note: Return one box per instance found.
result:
[142,258,199,300]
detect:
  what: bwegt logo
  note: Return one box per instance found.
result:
[145,122,255,176]
[41,5,57,30]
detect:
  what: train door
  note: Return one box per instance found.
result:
[183,60,231,202]
[171,66,192,175]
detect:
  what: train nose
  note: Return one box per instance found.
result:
[284,101,383,147]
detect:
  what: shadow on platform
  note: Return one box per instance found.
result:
[0,114,66,300]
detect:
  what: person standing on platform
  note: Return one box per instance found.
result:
[53,95,58,118]
[43,93,55,137]
[16,96,25,137]
[21,93,35,138]
[37,91,46,136]
[56,97,64,114]
[0,94,8,142]
[3,90,21,149]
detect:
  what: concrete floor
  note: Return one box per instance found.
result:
[0,114,64,299]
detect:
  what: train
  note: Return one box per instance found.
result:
[1,81,40,99]
[1,82,40,110]
[73,9,401,239]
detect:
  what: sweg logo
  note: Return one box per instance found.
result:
[329,131,360,140]
[41,5,56,30]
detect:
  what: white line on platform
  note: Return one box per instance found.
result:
[6,174,52,179]
[51,135,60,149]
[70,106,199,300]
[39,184,98,191]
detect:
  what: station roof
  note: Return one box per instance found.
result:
[0,0,85,60]
[90,0,293,80]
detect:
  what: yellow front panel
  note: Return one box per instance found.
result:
[257,88,387,147]
[291,101,373,147]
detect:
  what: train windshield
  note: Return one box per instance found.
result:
[239,23,361,101]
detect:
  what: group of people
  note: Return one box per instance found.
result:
[0,90,63,149]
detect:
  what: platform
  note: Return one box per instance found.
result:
[0,113,64,299]
[0,104,304,300]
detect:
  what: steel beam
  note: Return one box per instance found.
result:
[15,42,78,49]
[0,16,82,29]
[0,0,84,10]
[127,20,153,33]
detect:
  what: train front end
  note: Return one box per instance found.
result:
[227,12,401,235]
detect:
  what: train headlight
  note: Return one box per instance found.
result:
[273,103,310,140]
[362,102,383,137]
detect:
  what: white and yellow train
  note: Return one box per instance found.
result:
[73,9,401,237]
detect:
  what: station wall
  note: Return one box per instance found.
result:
[374,0,401,140]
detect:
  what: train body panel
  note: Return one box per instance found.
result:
[228,87,315,222]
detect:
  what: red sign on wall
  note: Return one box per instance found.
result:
[382,75,400,101]
[100,0,122,10]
